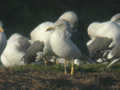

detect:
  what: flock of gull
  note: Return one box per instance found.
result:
[0,11,120,75]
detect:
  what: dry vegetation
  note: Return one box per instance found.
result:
[0,64,120,90]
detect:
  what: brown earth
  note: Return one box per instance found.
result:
[0,66,120,90]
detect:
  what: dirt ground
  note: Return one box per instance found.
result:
[0,65,120,90]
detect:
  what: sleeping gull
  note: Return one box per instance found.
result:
[1,33,31,67]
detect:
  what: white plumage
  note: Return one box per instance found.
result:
[31,21,54,43]
[30,21,54,54]
[29,11,78,63]
[87,13,120,44]
[1,33,31,67]
[57,11,78,29]
[31,11,78,43]
[50,21,82,59]
[49,20,82,75]
[87,15,120,67]
[88,21,120,57]
[30,11,78,52]
[110,13,120,24]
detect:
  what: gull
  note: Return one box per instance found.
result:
[87,22,112,61]
[1,33,31,67]
[87,13,120,58]
[28,11,78,64]
[30,22,55,64]
[48,19,83,75]
[87,17,120,68]
[30,11,78,51]
[30,21,54,55]
[87,13,120,60]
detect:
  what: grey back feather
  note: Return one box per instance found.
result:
[22,41,44,64]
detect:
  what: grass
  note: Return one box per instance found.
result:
[0,63,120,90]
[11,63,120,73]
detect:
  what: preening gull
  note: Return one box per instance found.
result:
[87,18,120,68]
[30,21,55,63]
[87,13,120,59]
[1,33,31,67]
[30,22,54,52]
[29,11,78,64]
[30,11,78,53]
[48,20,82,75]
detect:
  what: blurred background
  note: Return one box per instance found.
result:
[0,0,120,54]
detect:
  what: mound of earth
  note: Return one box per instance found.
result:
[0,65,120,90]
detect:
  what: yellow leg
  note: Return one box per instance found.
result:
[44,60,47,65]
[70,60,74,76]
[43,57,48,66]
[64,60,67,75]
[56,59,59,65]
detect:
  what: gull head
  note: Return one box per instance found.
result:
[110,13,120,22]
[46,19,72,33]
[87,22,100,38]
[57,11,78,29]
[47,20,72,39]
[55,19,71,30]
[8,33,23,41]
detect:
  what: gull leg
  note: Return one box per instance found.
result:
[70,60,74,76]
[51,56,58,64]
[56,59,59,65]
[64,59,67,75]
[43,56,48,66]
[44,59,48,65]
[107,58,120,68]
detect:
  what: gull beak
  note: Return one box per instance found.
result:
[46,27,55,31]
[0,27,4,32]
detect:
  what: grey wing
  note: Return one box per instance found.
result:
[17,37,31,52]
[0,33,7,55]
[66,39,82,59]
[22,41,44,64]
[108,42,120,59]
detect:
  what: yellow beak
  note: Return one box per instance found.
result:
[0,27,4,32]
